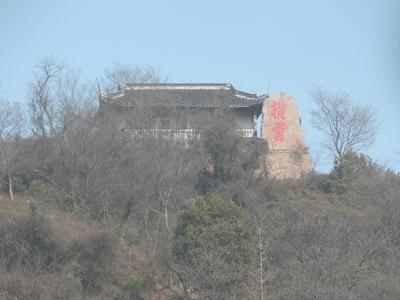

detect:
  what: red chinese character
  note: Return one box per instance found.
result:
[270,101,286,120]
[272,121,287,141]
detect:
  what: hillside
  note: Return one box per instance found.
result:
[0,125,400,299]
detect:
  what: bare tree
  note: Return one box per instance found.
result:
[0,99,24,200]
[145,139,199,237]
[28,57,63,138]
[310,87,378,164]
[102,62,167,92]
[27,57,97,139]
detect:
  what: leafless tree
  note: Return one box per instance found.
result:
[27,57,63,138]
[145,140,199,237]
[0,99,24,200]
[310,87,378,164]
[101,62,167,92]
[27,57,97,139]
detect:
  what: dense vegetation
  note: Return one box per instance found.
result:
[0,59,399,299]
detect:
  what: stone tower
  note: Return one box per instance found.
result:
[261,92,312,179]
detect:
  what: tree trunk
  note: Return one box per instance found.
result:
[144,207,149,234]
[258,226,264,300]
[164,203,172,236]
[3,153,13,201]
[8,169,13,201]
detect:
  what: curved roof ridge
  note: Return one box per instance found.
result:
[101,83,266,108]
[120,83,233,90]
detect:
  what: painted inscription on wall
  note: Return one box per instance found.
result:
[271,100,287,142]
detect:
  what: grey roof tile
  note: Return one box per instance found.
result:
[101,83,267,108]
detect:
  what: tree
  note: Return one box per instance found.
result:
[27,57,96,138]
[325,150,380,194]
[310,87,378,164]
[196,115,266,207]
[27,57,63,138]
[0,99,24,200]
[201,117,241,182]
[102,62,167,92]
[173,194,254,299]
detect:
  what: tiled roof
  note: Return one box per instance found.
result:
[101,83,267,108]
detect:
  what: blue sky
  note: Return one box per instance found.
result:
[0,0,399,172]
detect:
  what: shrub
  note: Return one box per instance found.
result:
[0,205,60,271]
[28,180,78,211]
[68,232,117,296]
[174,193,254,299]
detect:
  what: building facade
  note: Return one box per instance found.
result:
[100,83,312,179]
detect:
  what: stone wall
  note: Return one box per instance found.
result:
[261,92,312,179]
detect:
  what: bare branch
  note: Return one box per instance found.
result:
[310,87,378,164]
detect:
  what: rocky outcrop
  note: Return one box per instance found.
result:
[261,92,312,179]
